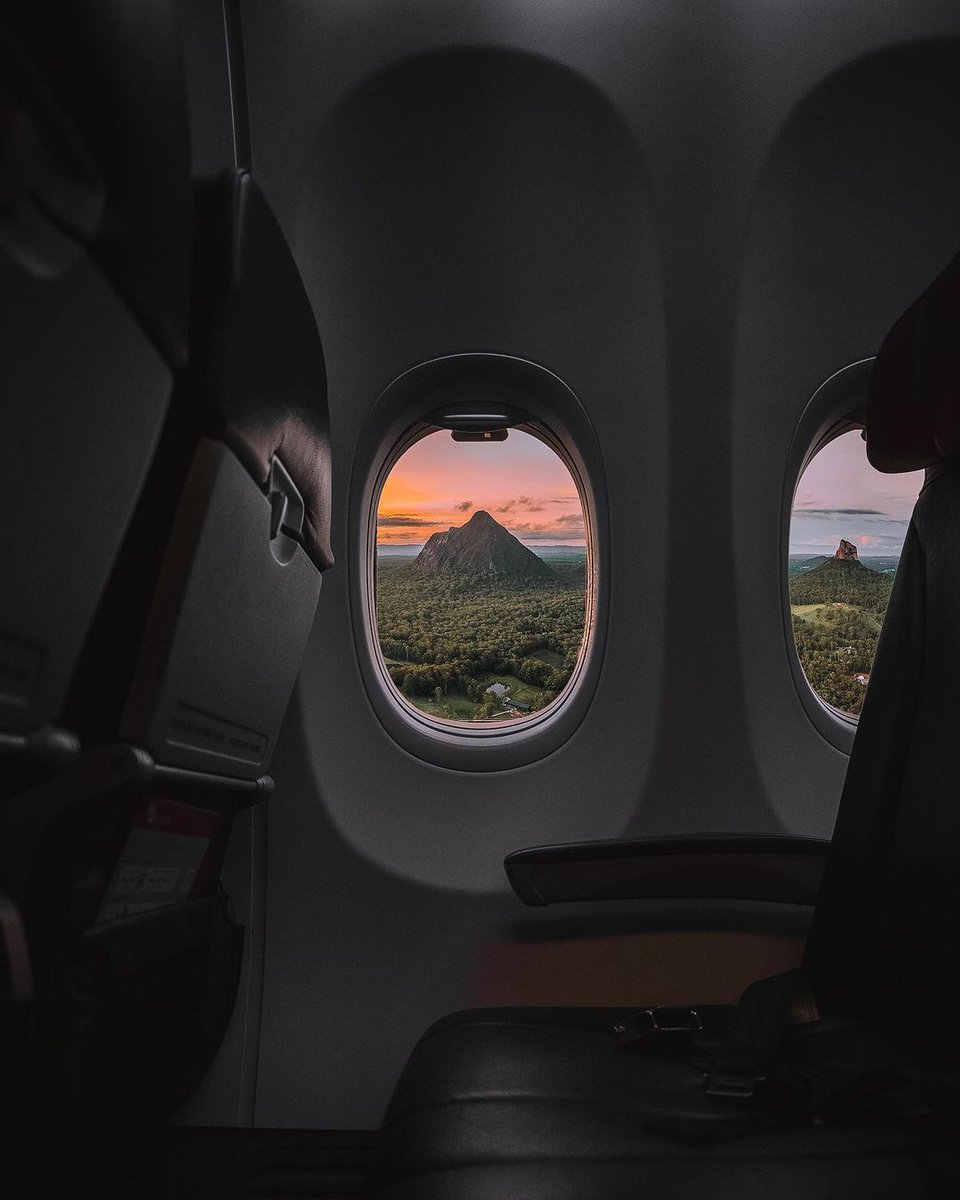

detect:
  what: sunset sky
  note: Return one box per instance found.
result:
[380,427,923,557]
[791,429,924,556]
[377,429,585,547]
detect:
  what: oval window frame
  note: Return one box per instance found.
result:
[783,359,880,753]
[349,353,608,772]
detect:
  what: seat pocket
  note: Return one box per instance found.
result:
[43,889,242,1128]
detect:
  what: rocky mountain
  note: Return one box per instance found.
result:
[789,539,892,610]
[414,509,553,579]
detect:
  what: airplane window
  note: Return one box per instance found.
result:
[789,428,923,718]
[375,427,588,727]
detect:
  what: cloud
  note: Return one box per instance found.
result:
[497,495,542,514]
[856,535,873,546]
[453,500,473,512]
[377,514,434,528]
[856,533,910,548]
[793,506,890,519]
[505,512,586,541]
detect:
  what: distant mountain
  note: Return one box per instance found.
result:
[788,554,830,575]
[533,545,586,558]
[414,510,553,578]
[789,539,893,609]
[859,556,901,575]
[377,544,424,556]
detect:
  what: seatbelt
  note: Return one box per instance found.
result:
[612,970,815,1144]
[703,968,816,1099]
[616,970,960,1147]
[614,970,815,1079]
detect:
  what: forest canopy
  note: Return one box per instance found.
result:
[789,555,895,716]
[376,558,586,721]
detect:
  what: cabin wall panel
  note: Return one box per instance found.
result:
[734,38,960,832]
[217,0,960,1130]
[289,45,666,889]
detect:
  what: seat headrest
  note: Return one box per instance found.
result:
[867,251,960,473]
[1,0,192,365]
[194,170,334,573]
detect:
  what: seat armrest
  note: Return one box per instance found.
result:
[504,836,830,907]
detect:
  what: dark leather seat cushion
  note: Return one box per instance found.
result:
[374,1008,938,1200]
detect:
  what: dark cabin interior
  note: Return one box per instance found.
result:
[3,2,960,1196]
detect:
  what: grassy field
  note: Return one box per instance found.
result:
[791,603,883,633]
[408,690,482,720]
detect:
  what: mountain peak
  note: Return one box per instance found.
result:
[414,510,553,578]
[465,508,497,526]
[790,536,891,608]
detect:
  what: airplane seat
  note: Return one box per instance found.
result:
[371,257,960,1199]
[0,1,191,781]
[0,168,333,1170]
[63,166,334,773]
[803,248,960,1060]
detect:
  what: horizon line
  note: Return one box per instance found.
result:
[377,541,587,549]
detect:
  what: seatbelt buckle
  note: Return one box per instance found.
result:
[613,1007,702,1045]
[704,1068,764,1099]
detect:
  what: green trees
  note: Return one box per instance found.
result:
[378,549,900,722]
[790,585,893,715]
[789,558,892,613]
[376,560,586,720]
[788,557,896,716]
[792,614,875,714]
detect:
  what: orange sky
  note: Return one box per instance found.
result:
[377,429,585,546]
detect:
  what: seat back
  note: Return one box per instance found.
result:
[805,252,960,1065]
[65,170,333,781]
[0,2,190,758]
[1,168,332,1146]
